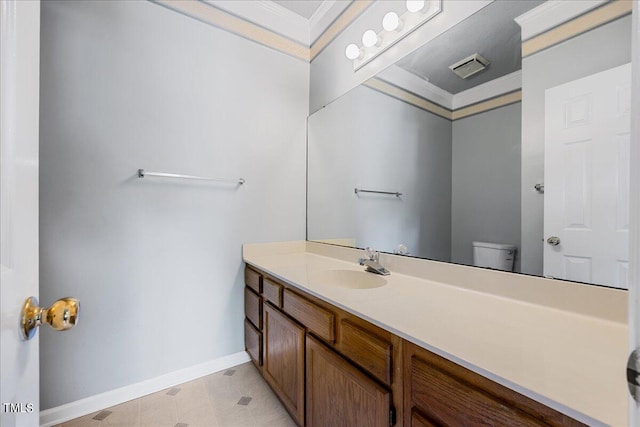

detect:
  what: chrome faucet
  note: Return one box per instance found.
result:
[358,248,390,276]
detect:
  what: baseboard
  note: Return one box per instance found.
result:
[39,351,250,427]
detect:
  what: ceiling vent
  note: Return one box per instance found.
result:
[449,53,490,79]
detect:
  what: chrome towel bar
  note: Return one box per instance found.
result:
[354,187,402,197]
[137,169,245,185]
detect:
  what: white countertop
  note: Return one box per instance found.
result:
[243,241,628,427]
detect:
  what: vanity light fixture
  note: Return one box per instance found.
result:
[344,0,441,71]
[362,29,380,47]
[406,0,429,14]
[382,12,402,32]
[345,43,362,60]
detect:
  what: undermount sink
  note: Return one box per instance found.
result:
[309,269,388,289]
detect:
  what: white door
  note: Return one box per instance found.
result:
[544,63,631,288]
[0,1,41,426]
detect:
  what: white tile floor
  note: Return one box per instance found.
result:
[55,362,296,427]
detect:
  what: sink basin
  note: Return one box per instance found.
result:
[309,269,387,289]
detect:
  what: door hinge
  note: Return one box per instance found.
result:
[389,406,396,426]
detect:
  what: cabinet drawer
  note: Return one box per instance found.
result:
[244,287,262,330]
[245,267,262,294]
[283,289,335,343]
[339,320,392,386]
[244,319,262,367]
[263,278,283,307]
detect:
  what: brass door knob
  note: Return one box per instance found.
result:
[21,296,80,340]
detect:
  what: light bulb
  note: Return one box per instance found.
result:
[345,43,361,60]
[406,0,427,13]
[382,12,402,32]
[362,30,380,47]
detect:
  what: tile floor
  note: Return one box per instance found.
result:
[56,362,296,427]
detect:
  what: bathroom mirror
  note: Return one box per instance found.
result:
[307,0,633,289]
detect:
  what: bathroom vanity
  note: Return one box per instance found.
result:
[242,241,627,427]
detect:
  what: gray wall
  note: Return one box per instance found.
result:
[308,85,452,261]
[520,16,632,276]
[451,103,522,270]
[39,0,308,409]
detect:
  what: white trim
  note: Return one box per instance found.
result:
[452,70,522,110]
[377,65,453,109]
[628,0,640,424]
[204,0,312,45]
[202,0,343,47]
[514,0,607,41]
[39,351,251,427]
[309,0,350,45]
[376,66,523,112]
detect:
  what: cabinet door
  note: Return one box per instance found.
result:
[306,335,391,427]
[263,302,305,425]
[403,341,585,427]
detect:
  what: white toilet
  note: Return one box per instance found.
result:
[472,241,517,272]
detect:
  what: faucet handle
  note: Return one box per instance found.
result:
[364,247,379,261]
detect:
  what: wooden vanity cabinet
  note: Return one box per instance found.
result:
[403,341,585,427]
[263,303,305,425]
[244,265,584,427]
[245,266,400,427]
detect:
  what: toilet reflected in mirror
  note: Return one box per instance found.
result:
[472,242,516,272]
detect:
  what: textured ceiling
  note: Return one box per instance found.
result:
[396,0,544,94]
[272,0,325,19]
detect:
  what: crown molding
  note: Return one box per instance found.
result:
[377,65,453,109]
[376,66,523,112]
[452,70,522,110]
[203,0,312,45]
[202,0,344,47]
[520,0,632,58]
[309,0,351,45]
[364,77,453,120]
[154,0,309,61]
[154,0,364,62]
[370,66,523,120]
[515,0,607,41]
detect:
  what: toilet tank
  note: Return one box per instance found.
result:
[472,241,516,272]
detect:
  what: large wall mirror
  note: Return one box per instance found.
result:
[307,0,633,289]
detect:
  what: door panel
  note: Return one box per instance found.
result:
[0,1,41,426]
[544,63,631,288]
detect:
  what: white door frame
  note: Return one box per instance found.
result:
[628,1,640,425]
